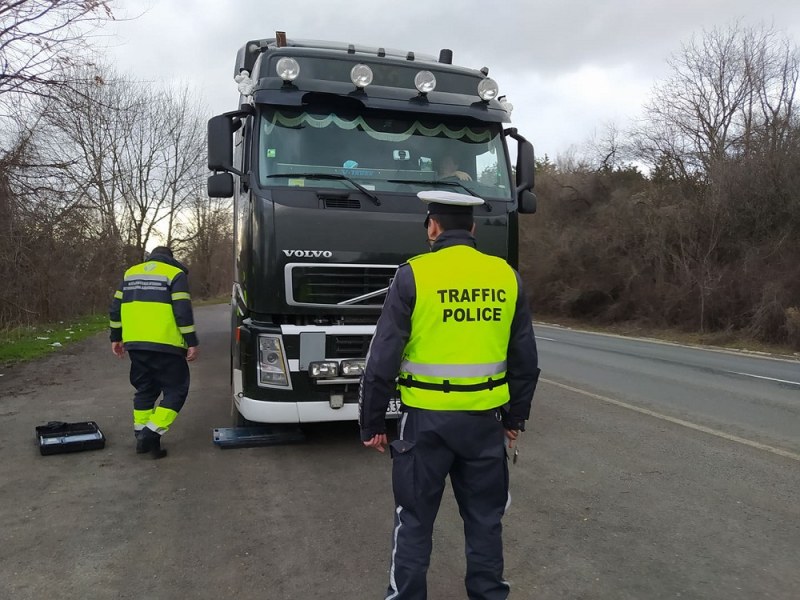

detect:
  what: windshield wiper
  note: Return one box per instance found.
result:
[387,179,491,211]
[267,173,381,206]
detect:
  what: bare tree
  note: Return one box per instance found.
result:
[637,23,748,176]
[740,25,799,159]
[634,22,799,179]
[585,122,624,172]
[33,64,129,244]
[181,194,233,299]
[0,67,209,328]
[112,84,206,254]
[157,87,208,247]
[0,0,114,102]
[35,68,207,256]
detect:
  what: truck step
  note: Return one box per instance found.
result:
[212,426,305,449]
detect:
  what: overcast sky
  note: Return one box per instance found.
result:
[105,0,800,162]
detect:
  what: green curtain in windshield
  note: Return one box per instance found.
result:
[262,111,492,143]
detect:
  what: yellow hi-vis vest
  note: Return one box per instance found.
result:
[398,244,518,410]
[120,261,186,349]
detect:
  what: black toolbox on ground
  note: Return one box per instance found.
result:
[36,421,106,455]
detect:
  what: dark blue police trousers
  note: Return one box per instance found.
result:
[129,350,189,416]
[385,407,510,600]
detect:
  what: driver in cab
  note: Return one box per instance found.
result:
[437,155,472,181]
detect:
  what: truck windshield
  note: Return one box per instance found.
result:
[257,107,513,199]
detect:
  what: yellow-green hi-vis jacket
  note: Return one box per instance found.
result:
[109,256,197,355]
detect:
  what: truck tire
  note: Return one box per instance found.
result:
[231,395,253,427]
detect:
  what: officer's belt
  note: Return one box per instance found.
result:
[398,375,508,393]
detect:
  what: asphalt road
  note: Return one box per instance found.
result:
[535,324,800,455]
[0,305,798,599]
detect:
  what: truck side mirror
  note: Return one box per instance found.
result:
[208,115,236,172]
[208,173,234,198]
[518,189,536,214]
[515,139,536,213]
[516,139,535,193]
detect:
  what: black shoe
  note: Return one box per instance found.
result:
[137,428,167,459]
[149,434,167,459]
[135,430,149,454]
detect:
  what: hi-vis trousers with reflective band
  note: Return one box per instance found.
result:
[129,350,189,435]
[385,407,510,600]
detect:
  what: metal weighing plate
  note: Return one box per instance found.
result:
[212,426,305,449]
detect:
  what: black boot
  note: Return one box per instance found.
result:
[137,428,167,459]
[149,433,167,459]
[135,429,149,454]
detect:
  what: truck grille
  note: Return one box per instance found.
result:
[327,335,372,358]
[287,265,397,307]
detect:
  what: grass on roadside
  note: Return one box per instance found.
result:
[0,298,228,369]
[0,314,108,367]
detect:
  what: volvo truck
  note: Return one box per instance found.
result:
[207,32,536,425]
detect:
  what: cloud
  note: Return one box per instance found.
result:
[502,64,650,159]
[106,0,800,157]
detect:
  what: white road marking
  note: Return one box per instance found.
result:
[542,378,800,463]
[726,371,800,387]
[534,323,800,364]
[536,336,556,341]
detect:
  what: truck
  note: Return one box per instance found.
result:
[207,32,536,426]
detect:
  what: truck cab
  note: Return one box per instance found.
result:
[208,33,536,425]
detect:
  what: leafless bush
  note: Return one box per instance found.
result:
[747,284,789,343]
[785,307,800,349]
[521,23,800,348]
[181,196,234,300]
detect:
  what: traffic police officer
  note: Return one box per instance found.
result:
[360,191,540,600]
[109,246,198,458]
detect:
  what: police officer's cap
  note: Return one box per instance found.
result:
[418,191,484,228]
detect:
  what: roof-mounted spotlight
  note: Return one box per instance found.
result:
[276,57,300,82]
[414,70,437,95]
[350,64,374,89]
[477,77,499,101]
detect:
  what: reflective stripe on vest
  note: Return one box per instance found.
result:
[399,245,518,411]
[120,261,186,349]
[400,359,507,378]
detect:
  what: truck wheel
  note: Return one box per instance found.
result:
[231,395,255,427]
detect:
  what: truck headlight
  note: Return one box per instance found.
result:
[258,335,291,387]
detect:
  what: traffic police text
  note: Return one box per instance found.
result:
[437,287,506,323]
